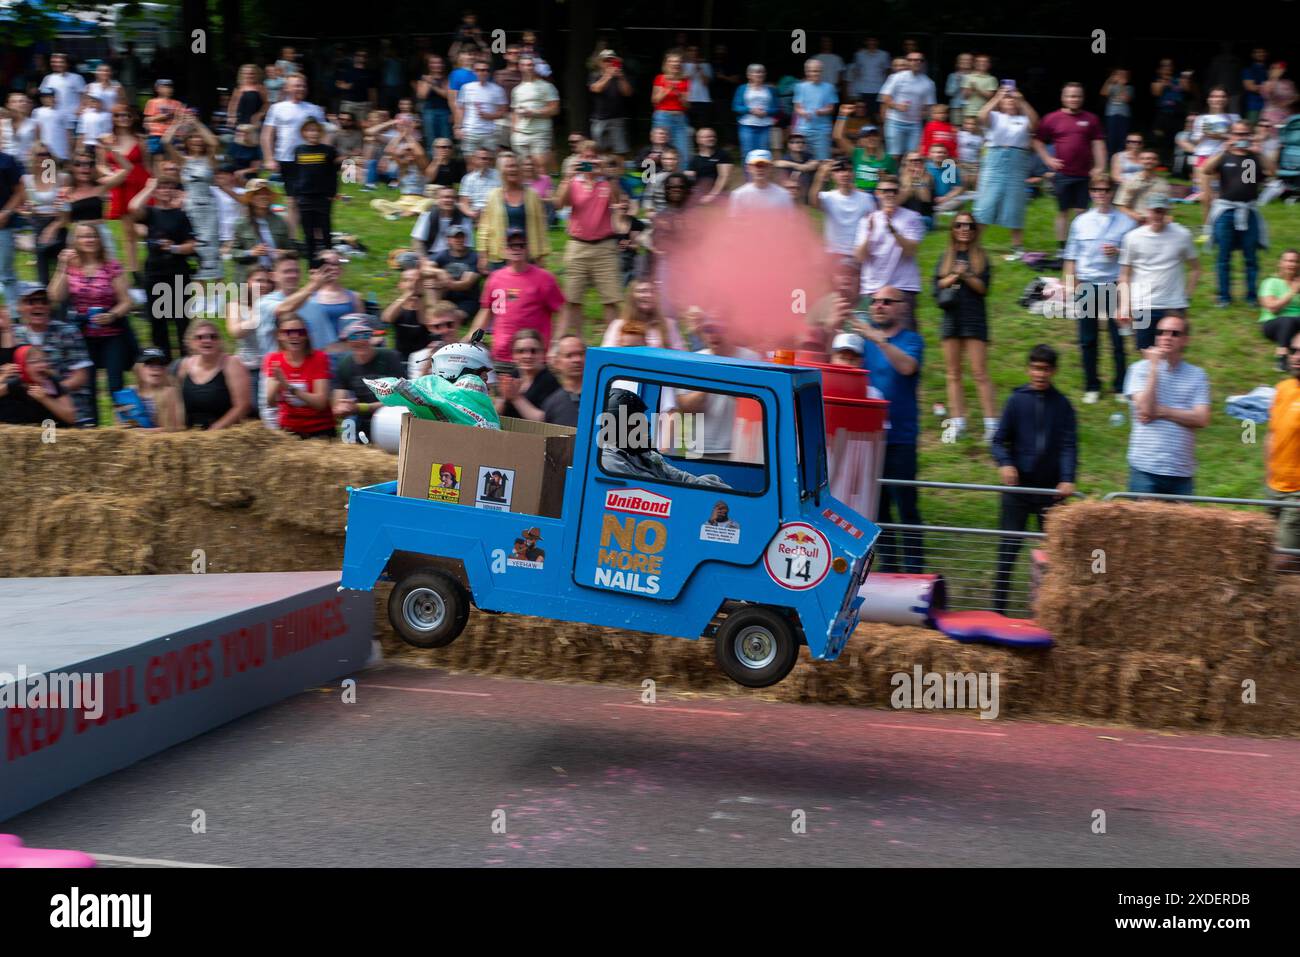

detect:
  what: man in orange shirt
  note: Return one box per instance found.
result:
[1266,329,1300,569]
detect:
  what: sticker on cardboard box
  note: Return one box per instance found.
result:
[428,462,462,503]
[476,466,515,511]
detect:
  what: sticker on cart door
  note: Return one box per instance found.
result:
[699,500,741,544]
[764,523,831,590]
[476,466,515,511]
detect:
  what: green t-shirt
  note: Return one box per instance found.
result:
[851,149,896,191]
[1259,276,1300,323]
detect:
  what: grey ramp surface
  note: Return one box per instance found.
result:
[0,572,346,674]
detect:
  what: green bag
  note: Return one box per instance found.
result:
[365,373,501,429]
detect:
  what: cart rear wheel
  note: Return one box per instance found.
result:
[388,571,470,648]
[714,606,799,688]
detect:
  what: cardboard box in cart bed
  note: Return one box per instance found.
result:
[341,347,881,687]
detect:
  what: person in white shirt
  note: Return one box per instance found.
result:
[39,54,86,134]
[259,74,325,233]
[1116,196,1201,350]
[1062,175,1137,403]
[456,147,502,222]
[454,59,507,153]
[32,89,70,161]
[75,92,112,151]
[728,150,795,212]
[1,93,37,160]
[87,63,123,114]
[813,36,845,91]
[854,175,926,328]
[879,52,937,160]
[812,157,875,255]
[1190,87,1240,233]
[848,37,891,119]
[510,55,559,171]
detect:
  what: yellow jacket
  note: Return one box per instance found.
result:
[477,186,549,264]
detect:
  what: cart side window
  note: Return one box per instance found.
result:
[598,377,768,495]
[795,384,828,500]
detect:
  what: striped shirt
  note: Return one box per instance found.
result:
[1124,358,1210,478]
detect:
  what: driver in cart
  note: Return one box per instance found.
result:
[598,388,732,488]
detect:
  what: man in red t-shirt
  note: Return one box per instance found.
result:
[1033,82,1107,255]
[919,103,957,159]
[466,229,566,362]
[554,140,625,338]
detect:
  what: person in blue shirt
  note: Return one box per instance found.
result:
[1241,48,1270,123]
[856,284,925,573]
[793,59,838,161]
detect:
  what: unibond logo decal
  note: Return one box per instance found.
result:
[604,488,672,517]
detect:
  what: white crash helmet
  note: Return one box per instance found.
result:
[432,332,493,383]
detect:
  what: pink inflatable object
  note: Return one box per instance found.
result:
[0,834,96,868]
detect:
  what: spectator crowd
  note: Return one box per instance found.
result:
[0,25,1297,571]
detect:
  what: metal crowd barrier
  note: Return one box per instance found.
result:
[875,480,1086,619]
[872,482,1300,619]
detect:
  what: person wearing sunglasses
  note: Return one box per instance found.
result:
[1063,175,1136,404]
[853,175,924,329]
[263,313,335,439]
[1265,329,1300,570]
[408,301,467,378]
[855,284,925,574]
[453,59,507,154]
[175,319,252,430]
[1123,313,1210,496]
[331,316,404,441]
[1110,131,1145,183]
[493,326,559,421]
[431,223,482,319]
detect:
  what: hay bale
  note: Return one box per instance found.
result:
[1114,652,1209,728]
[1035,577,1273,664]
[1040,646,1120,722]
[1044,500,1275,596]
[1203,657,1300,736]
[22,492,161,577]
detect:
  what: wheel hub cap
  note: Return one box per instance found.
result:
[403,587,446,632]
[734,625,777,670]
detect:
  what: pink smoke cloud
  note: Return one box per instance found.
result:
[661,204,837,353]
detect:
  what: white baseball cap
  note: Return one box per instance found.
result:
[745,149,773,165]
[832,332,865,355]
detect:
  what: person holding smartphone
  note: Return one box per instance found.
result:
[263,312,334,438]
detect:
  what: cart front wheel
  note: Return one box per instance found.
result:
[714,606,799,688]
[388,571,470,648]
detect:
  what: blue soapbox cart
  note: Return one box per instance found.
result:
[341,347,880,687]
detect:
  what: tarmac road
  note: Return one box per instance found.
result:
[6,665,1299,867]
